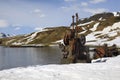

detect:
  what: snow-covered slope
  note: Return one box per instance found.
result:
[0,55,120,80]
[77,12,120,47]
[85,22,120,46]
[0,12,120,46]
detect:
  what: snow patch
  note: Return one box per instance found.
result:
[99,17,102,21]
[113,12,120,17]
[78,21,94,26]
[25,32,39,44]
[25,28,53,44]
[90,22,100,31]
[86,33,97,41]
[79,30,87,34]
[108,31,117,37]
[104,37,120,46]
[55,39,63,43]
[101,22,120,36]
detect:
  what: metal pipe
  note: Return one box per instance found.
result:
[76,13,79,27]
[72,15,75,29]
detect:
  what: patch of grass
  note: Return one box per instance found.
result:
[29,27,69,44]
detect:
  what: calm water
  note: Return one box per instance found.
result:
[0,46,62,70]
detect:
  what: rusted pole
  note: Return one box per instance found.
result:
[76,13,79,28]
[75,13,79,37]
[72,15,75,29]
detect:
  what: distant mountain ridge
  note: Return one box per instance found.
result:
[0,33,12,38]
[0,12,120,47]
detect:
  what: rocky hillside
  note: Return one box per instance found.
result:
[0,12,120,47]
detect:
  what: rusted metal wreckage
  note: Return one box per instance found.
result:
[60,13,91,63]
[59,13,120,64]
[93,44,120,59]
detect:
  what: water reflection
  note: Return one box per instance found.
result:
[0,46,62,70]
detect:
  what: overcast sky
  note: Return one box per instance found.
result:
[0,0,120,35]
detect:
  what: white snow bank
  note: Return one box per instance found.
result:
[106,55,120,64]
[113,12,120,17]
[105,36,120,46]
[35,28,52,32]
[91,22,120,37]
[26,31,39,43]
[90,22,100,31]
[78,21,94,26]
[12,42,23,45]
[55,39,63,43]
[99,17,102,20]
[102,22,120,35]
[79,30,87,34]
[86,33,97,41]
[86,36,120,47]
[108,31,117,37]
[0,55,120,80]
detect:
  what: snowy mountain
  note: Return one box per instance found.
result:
[0,55,120,80]
[0,33,7,38]
[0,12,120,47]
[0,33,14,39]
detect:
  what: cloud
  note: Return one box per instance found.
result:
[34,9,41,13]
[12,24,23,27]
[81,2,88,7]
[33,9,46,18]
[61,4,81,12]
[12,24,21,30]
[38,14,46,18]
[34,27,43,31]
[64,0,76,2]
[0,20,9,28]
[84,8,108,14]
[15,27,20,30]
[90,0,106,4]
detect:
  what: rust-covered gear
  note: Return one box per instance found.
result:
[93,46,106,59]
[63,29,75,45]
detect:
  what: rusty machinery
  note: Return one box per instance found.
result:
[61,13,90,63]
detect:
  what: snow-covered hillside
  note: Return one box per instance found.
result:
[0,55,120,80]
[85,22,120,46]
[0,12,120,47]
[56,20,120,47]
